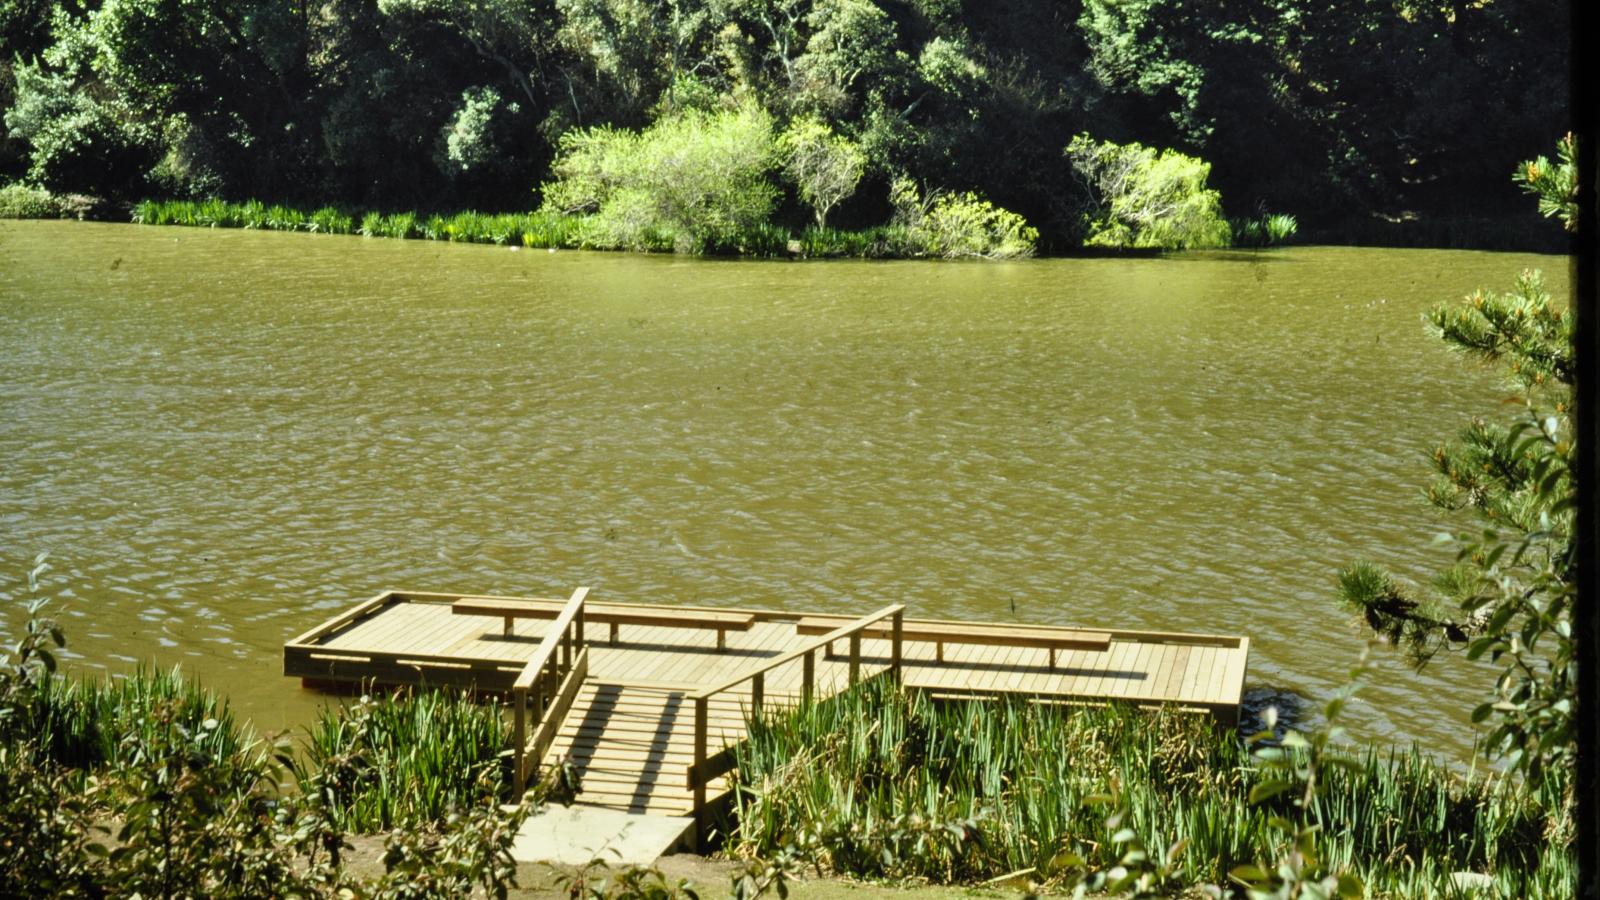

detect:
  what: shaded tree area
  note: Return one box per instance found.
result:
[0,0,1570,249]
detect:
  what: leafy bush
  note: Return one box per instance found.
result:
[540,105,780,253]
[0,181,68,218]
[778,117,865,228]
[309,206,355,234]
[1066,134,1232,250]
[889,177,1038,259]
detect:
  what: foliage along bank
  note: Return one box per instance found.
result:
[0,0,1568,251]
[728,680,1572,896]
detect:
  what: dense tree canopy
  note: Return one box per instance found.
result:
[0,0,1570,247]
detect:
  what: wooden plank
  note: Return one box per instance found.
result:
[285,591,398,646]
[527,647,589,774]
[1204,646,1229,700]
[1076,642,1117,699]
[1164,643,1203,701]
[1119,641,1156,700]
[1156,645,1192,702]
[796,617,1111,653]
[1088,641,1131,698]
[1225,639,1250,704]
[322,602,411,650]
[1190,646,1221,704]
[694,606,905,700]
[454,597,755,630]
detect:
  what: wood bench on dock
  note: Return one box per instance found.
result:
[452,597,755,651]
[794,615,1111,668]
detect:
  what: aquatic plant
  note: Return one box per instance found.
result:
[309,205,355,234]
[294,688,510,832]
[729,680,1573,895]
[1233,212,1299,247]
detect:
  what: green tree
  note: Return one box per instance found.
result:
[778,115,863,227]
[1337,137,1578,788]
[3,60,156,197]
[1065,134,1231,250]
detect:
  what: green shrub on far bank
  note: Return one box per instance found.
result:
[889,178,1038,259]
[0,181,97,218]
[1067,134,1234,250]
[731,680,1573,896]
[540,105,780,253]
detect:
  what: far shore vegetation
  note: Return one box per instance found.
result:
[0,1,1566,254]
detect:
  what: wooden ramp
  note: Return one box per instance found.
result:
[545,683,745,816]
[285,589,1251,841]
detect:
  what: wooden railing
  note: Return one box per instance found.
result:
[510,586,589,796]
[685,604,903,837]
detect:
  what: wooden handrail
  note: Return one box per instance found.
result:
[688,603,903,843]
[511,586,588,796]
[513,586,589,691]
[691,604,904,701]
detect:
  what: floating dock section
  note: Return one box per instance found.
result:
[285,590,1249,839]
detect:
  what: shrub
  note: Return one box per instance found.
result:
[1066,134,1232,250]
[0,181,67,218]
[309,206,355,234]
[889,177,1038,259]
[540,105,779,253]
[294,689,510,832]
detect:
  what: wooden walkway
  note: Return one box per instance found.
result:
[285,590,1250,839]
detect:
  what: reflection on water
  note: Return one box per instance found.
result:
[0,220,1571,762]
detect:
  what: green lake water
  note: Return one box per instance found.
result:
[0,219,1572,761]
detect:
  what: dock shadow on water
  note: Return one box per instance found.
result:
[1236,685,1312,741]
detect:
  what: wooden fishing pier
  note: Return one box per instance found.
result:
[284,589,1249,841]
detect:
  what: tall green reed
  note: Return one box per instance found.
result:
[16,666,251,773]
[293,688,510,832]
[730,681,1572,895]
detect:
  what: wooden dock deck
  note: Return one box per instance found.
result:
[285,590,1250,837]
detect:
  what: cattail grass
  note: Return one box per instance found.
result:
[730,680,1572,895]
[9,666,253,772]
[293,688,510,832]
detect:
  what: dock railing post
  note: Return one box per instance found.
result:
[512,686,527,797]
[848,632,861,685]
[693,696,708,845]
[891,609,903,684]
[751,672,764,715]
[802,650,815,705]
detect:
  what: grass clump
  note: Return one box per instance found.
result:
[730,680,1572,896]
[294,689,510,832]
[1232,212,1299,247]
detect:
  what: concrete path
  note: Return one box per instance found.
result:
[511,804,693,867]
